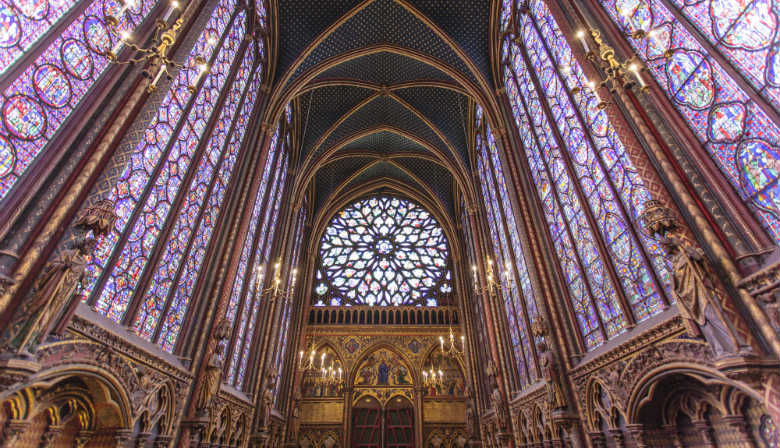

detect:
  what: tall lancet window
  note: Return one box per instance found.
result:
[502,0,671,349]
[0,0,166,199]
[273,206,306,402]
[78,0,268,353]
[222,117,290,390]
[597,0,780,242]
[474,106,539,386]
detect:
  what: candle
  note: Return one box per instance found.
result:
[630,63,646,88]
[321,352,326,367]
[588,81,601,104]
[162,0,180,22]
[439,336,444,352]
[461,335,465,348]
[576,29,590,53]
[299,350,303,365]
[150,64,167,88]
[111,31,130,56]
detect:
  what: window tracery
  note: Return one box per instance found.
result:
[598,0,780,242]
[502,0,670,349]
[67,0,272,357]
[0,0,163,199]
[314,195,452,307]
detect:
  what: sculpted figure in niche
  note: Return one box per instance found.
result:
[537,341,566,410]
[8,236,97,354]
[490,386,508,431]
[195,318,230,417]
[640,200,745,357]
[261,370,277,429]
[196,341,224,417]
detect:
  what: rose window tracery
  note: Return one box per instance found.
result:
[314,196,452,307]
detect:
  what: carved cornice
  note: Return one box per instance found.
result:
[568,314,685,379]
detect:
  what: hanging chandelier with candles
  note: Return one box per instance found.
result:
[103,0,211,92]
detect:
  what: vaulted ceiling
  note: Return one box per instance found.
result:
[271,0,496,223]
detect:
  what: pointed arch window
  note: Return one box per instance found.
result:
[222,123,290,390]
[272,206,306,403]
[0,0,165,199]
[77,0,269,354]
[596,0,780,241]
[474,108,539,385]
[502,0,670,349]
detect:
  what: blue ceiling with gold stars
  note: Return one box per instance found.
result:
[275,0,492,221]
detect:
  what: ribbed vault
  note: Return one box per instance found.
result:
[274,0,495,223]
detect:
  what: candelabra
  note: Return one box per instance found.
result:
[298,342,343,390]
[250,261,297,305]
[438,327,465,357]
[571,27,648,109]
[471,258,504,296]
[103,0,210,92]
[422,366,444,388]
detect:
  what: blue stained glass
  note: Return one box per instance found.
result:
[477,147,530,384]
[83,0,239,322]
[526,0,668,319]
[504,57,606,348]
[600,0,780,242]
[316,195,452,307]
[0,0,162,200]
[235,154,288,389]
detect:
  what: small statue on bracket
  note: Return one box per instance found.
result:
[639,200,745,357]
[537,341,566,410]
[195,318,231,417]
[261,369,277,429]
[4,199,116,356]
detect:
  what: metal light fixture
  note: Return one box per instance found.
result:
[103,0,210,92]
[570,27,648,109]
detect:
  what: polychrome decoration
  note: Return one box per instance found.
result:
[303,345,344,398]
[598,0,780,242]
[423,351,465,398]
[0,0,162,200]
[315,196,452,307]
[71,0,270,357]
[502,0,670,350]
[354,348,413,387]
[475,109,538,386]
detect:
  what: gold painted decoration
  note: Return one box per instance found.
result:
[423,351,465,398]
[353,348,412,387]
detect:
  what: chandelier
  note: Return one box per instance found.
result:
[252,260,297,303]
[439,327,465,357]
[422,367,444,388]
[103,0,210,92]
[298,342,344,389]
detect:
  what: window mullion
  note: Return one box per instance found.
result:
[527,11,670,311]
[508,67,609,342]
[657,0,780,126]
[482,134,539,384]
[225,144,284,385]
[146,43,253,343]
[514,39,637,328]
[86,8,241,309]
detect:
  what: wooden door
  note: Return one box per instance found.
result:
[384,398,414,448]
[351,398,381,448]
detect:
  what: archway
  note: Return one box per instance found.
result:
[352,396,382,448]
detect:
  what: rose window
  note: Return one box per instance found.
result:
[314,196,452,306]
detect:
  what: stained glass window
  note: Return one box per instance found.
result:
[314,195,452,307]
[598,0,780,242]
[502,0,670,349]
[475,109,538,386]
[73,0,269,354]
[273,207,306,403]
[222,119,290,390]
[0,0,163,200]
